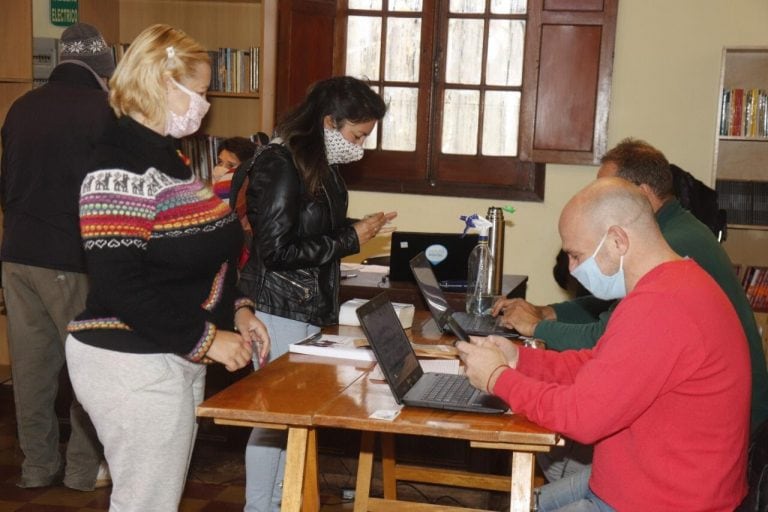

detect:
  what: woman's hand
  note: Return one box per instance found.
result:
[206,330,254,372]
[353,211,397,245]
[235,308,271,368]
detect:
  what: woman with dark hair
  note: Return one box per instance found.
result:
[240,76,396,511]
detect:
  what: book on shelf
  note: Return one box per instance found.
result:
[741,265,768,311]
[720,87,768,138]
[716,179,754,225]
[208,47,260,93]
[288,333,375,362]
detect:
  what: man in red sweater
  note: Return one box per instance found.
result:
[458,177,750,511]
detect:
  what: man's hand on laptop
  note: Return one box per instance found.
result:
[492,298,555,337]
[456,335,517,392]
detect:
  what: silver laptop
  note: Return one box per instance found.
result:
[356,293,508,414]
[409,252,520,338]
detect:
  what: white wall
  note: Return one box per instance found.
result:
[347,0,768,306]
[33,0,66,38]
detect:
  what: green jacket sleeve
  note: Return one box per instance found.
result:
[551,296,616,323]
[534,302,619,351]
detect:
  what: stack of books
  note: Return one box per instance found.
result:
[741,266,768,312]
[716,180,768,226]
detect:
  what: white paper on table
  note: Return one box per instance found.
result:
[420,358,462,375]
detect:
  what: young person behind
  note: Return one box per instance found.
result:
[64,24,270,511]
[239,76,397,511]
[212,136,257,203]
[459,177,750,511]
[212,136,262,268]
[0,22,115,491]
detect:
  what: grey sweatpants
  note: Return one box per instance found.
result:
[66,335,206,512]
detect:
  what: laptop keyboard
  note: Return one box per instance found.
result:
[422,374,476,404]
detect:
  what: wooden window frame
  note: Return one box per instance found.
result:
[276,0,617,201]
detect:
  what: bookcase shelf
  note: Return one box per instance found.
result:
[80,0,266,140]
[719,136,768,142]
[714,47,768,318]
[713,47,768,233]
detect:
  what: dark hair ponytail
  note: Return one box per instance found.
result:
[277,76,387,196]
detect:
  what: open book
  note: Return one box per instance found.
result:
[288,334,375,362]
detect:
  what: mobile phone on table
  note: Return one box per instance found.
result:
[441,313,470,345]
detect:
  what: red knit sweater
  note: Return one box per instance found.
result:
[494,260,749,511]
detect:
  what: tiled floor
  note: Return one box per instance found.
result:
[0,372,507,511]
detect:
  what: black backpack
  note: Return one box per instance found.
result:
[228,131,271,211]
[669,163,728,241]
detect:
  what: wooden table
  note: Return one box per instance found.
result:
[197,312,559,512]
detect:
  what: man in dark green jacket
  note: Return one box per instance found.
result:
[495,138,768,436]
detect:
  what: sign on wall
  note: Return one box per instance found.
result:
[51,0,78,27]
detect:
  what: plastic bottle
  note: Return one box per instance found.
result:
[465,215,495,316]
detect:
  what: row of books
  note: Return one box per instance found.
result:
[32,38,261,95]
[719,88,768,138]
[739,266,768,312]
[716,179,768,226]
[112,44,260,94]
[208,47,260,94]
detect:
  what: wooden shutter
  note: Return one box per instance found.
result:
[519,0,618,164]
[275,0,339,121]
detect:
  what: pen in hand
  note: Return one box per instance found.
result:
[251,332,266,369]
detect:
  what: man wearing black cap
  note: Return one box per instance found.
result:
[0,22,115,491]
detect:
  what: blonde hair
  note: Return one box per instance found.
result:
[109,24,210,126]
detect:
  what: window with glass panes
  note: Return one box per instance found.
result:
[274,0,617,200]
[342,0,542,199]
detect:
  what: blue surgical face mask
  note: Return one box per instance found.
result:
[570,232,627,300]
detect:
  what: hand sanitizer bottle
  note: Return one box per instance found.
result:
[466,215,494,316]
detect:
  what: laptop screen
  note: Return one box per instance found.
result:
[409,252,454,330]
[389,232,478,283]
[356,293,423,403]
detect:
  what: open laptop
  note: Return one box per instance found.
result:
[389,232,478,289]
[409,251,520,338]
[356,293,508,414]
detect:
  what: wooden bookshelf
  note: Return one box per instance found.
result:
[713,48,768,301]
[80,0,269,138]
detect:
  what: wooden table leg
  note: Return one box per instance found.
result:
[380,433,397,500]
[281,427,309,512]
[353,431,376,512]
[301,428,319,512]
[509,451,535,512]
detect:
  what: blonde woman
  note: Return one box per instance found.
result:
[64,24,269,511]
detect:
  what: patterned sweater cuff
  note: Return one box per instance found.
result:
[234,297,255,312]
[187,322,217,362]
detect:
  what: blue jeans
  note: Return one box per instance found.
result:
[244,312,320,512]
[537,467,615,512]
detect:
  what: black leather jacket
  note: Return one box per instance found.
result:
[238,144,360,326]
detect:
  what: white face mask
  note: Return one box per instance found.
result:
[165,78,210,138]
[324,128,364,165]
[570,232,627,300]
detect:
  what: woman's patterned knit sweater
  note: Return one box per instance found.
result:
[68,116,252,361]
